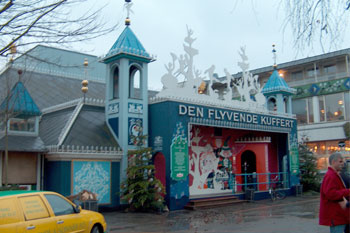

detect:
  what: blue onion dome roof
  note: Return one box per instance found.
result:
[261,70,296,95]
[103,26,152,62]
[0,81,41,117]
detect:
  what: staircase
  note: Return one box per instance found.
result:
[184,195,246,210]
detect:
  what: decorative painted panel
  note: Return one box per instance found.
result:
[108,103,119,114]
[128,117,143,145]
[293,77,350,99]
[128,103,143,114]
[72,161,111,204]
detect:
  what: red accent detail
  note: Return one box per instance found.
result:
[154,152,166,197]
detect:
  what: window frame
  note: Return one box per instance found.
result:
[44,194,75,217]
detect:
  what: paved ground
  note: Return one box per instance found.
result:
[103,195,329,233]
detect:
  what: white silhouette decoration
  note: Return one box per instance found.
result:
[156,27,266,111]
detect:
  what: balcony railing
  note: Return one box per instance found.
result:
[230,172,290,193]
[287,72,349,87]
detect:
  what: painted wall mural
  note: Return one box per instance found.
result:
[189,126,245,196]
[72,161,111,204]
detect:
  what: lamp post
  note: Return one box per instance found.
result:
[3,42,17,187]
[81,58,88,103]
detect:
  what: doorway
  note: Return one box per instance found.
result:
[241,150,257,190]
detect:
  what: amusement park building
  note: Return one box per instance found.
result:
[240,50,350,172]
[2,16,346,210]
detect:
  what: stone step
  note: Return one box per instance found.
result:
[185,195,246,210]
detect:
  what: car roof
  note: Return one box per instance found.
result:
[0,190,44,197]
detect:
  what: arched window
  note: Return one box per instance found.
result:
[129,65,142,99]
[284,96,288,113]
[113,67,119,99]
[268,97,276,111]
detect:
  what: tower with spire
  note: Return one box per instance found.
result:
[261,45,296,113]
[101,0,154,181]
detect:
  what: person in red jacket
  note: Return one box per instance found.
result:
[319,152,350,233]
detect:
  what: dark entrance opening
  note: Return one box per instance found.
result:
[241,150,257,190]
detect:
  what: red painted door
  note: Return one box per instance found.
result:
[154,152,166,196]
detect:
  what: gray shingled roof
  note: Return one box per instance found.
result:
[39,107,75,146]
[63,105,118,148]
[0,135,47,152]
[0,68,158,110]
[0,69,105,110]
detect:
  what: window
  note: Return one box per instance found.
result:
[45,194,74,216]
[307,98,314,123]
[306,67,319,77]
[345,92,350,120]
[325,93,345,121]
[113,67,119,99]
[324,65,336,74]
[129,66,142,99]
[291,71,303,81]
[19,195,50,220]
[9,117,36,132]
[318,96,326,122]
[284,97,288,113]
[292,99,307,124]
[267,97,276,111]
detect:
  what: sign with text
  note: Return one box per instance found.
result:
[178,104,295,128]
[171,136,188,181]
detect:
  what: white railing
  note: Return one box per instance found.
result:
[47,145,122,154]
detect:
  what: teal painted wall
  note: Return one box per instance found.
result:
[44,161,71,196]
[44,160,121,209]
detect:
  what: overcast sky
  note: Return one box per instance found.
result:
[73,1,350,90]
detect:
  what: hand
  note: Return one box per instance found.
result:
[339,197,348,210]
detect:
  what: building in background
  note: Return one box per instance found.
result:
[237,50,350,172]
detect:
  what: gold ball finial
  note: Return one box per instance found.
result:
[10,43,17,55]
[81,79,88,87]
[125,17,131,26]
[81,79,88,93]
[81,86,88,93]
[84,58,88,67]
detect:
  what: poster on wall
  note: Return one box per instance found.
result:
[72,161,111,204]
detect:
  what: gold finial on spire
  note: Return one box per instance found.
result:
[125,0,133,26]
[272,44,277,69]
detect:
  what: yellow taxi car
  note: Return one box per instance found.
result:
[0,190,107,233]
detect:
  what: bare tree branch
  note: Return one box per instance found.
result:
[0,0,120,57]
[281,0,349,52]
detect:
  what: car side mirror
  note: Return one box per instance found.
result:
[73,200,81,213]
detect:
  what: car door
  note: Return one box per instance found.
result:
[0,197,22,233]
[44,193,87,233]
[17,195,57,233]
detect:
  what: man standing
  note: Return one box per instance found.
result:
[319,152,350,233]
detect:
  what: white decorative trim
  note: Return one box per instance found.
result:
[189,117,292,134]
[42,98,105,114]
[45,153,122,161]
[57,100,84,145]
[235,137,272,143]
[46,145,122,161]
[42,99,81,114]
[11,63,105,83]
[150,96,296,119]
[102,46,156,62]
